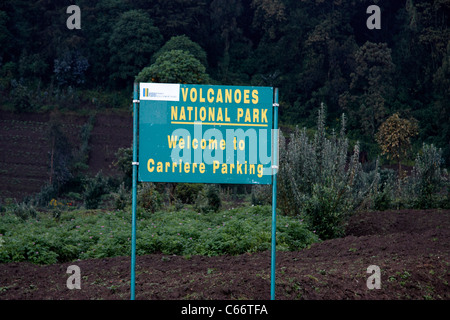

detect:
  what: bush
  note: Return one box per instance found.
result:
[83,172,110,209]
[251,185,272,206]
[113,147,133,188]
[137,182,162,213]
[112,182,130,210]
[372,168,396,210]
[175,183,204,204]
[9,202,38,221]
[195,184,222,213]
[10,79,36,112]
[405,143,447,209]
[277,104,379,239]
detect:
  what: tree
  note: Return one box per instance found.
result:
[47,113,73,192]
[408,143,446,208]
[135,50,210,84]
[341,41,395,136]
[53,50,89,86]
[0,10,13,60]
[376,113,419,177]
[251,0,286,39]
[151,35,208,68]
[108,10,163,86]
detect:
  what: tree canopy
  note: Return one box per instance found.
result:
[0,0,448,166]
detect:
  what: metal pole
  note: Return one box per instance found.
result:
[271,88,279,300]
[131,83,139,300]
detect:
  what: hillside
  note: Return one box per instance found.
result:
[0,110,132,201]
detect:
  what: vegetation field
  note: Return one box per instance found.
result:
[0,208,448,300]
[0,205,318,265]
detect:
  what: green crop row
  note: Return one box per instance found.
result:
[0,205,319,265]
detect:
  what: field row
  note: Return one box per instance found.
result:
[0,205,319,264]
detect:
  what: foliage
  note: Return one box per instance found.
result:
[152,35,208,67]
[137,182,162,213]
[376,113,419,175]
[113,147,133,188]
[175,183,204,204]
[8,202,38,221]
[195,184,222,213]
[135,50,210,84]
[372,168,396,211]
[0,205,319,264]
[9,79,36,112]
[112,182,130,210]
[53,50,89,86]
[0,0,448,164]
[277,104,379,239]
[251,184,272,206]
[405,143,447,209]
[71,115,95,175]
[108,9,163,85]
[83,172,110,209]
[343,42,395,136]
[47,114,73,191]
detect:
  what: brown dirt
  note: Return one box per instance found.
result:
[0,209,449,300]
[0,110,132,201]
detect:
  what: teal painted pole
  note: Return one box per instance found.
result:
[271,88,279,300]
[131,83,138,300]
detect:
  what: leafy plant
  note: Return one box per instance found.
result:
[83,171,110,209]
[112,182,130,210]
[9,202,38,221]
[195,184,222,213]
[175,183,204,204]
[405,143,447,208]
[277,104,379,239]
[137,182,162,213]
[376,113,418,177]
[0,205,319,264]
[135,50,210,84]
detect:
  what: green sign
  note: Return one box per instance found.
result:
[138,83,275,184]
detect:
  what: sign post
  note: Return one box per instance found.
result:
[130,83,139,300]
[271,88,279,300]
[130,83,279,300]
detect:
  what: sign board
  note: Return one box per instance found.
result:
[138,83,275,184]
[130,83,279,300]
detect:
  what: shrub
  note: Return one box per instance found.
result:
[137,182,162,213]
[251,185,272,206]
[277,104,379,239]
[405,143,447,209]
[112,182,130,210]
[175,183,204,204]
[373,168,396,211]
[83,171,110,209]
[10,79,36,112]
[9,202,38,221]
[195,184,222,213]
[113,147,133,188]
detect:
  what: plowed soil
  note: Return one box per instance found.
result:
[0,209,449,300]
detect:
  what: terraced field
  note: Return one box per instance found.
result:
[0,111,132,201]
